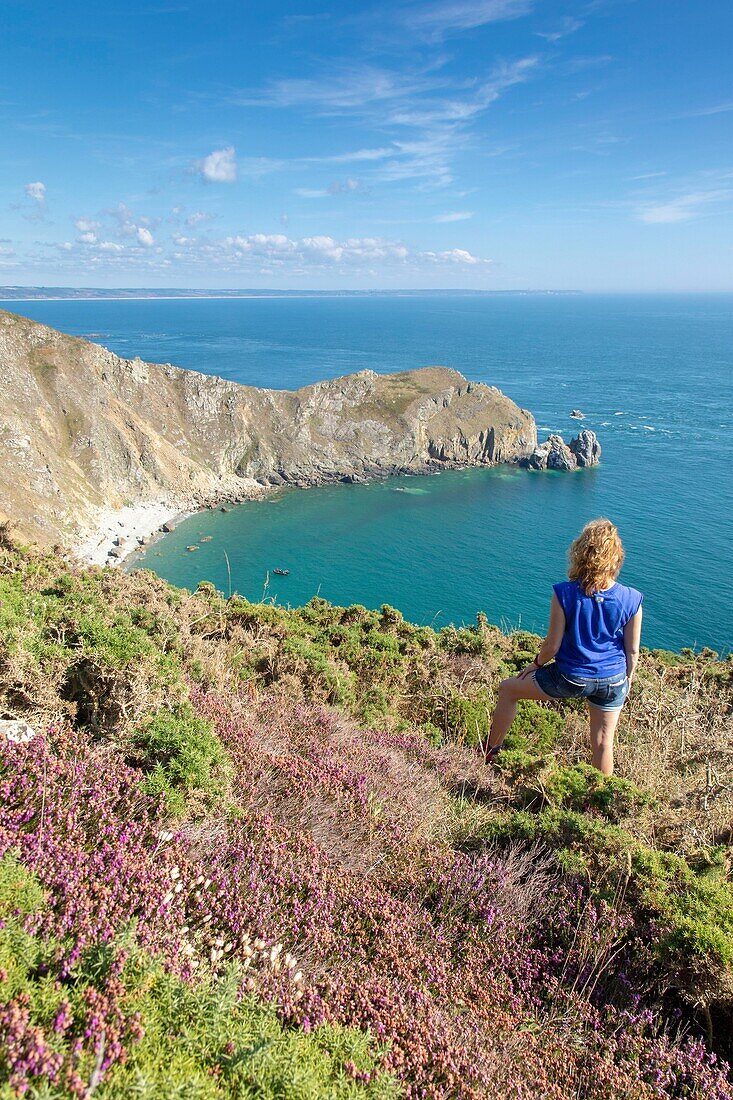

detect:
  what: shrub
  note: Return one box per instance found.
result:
[132,705,231,812]
[543,764,650,822]
[503,700,566,753]
[444,688,492,747]
[1,542,732,1096]
[476,806,733,1009]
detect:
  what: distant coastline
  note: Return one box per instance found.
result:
[0,286,581,302]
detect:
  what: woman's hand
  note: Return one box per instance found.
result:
[517,663,538,681]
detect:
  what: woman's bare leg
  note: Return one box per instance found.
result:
[588,704,622,776]
[488,673,551,750]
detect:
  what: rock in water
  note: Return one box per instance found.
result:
[546,436,577,471]
[525,434,574,471]
[523,429,601,471]
[569,429,601,467]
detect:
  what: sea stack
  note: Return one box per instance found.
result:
[522,429,601,471]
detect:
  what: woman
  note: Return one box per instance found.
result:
[486,518,643,776]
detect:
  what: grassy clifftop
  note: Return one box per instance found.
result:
[0,530,731,1098]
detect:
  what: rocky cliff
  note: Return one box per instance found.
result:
[0,309,542,549]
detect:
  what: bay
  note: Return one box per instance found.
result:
[9,293,733,652]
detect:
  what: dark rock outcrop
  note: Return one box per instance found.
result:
[522,429,601,472]
[569,429,602,468]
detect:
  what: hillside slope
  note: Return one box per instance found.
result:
[0,536,731,1098]
[0,309,537,549]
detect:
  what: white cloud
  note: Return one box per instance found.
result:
[200,231,490,268]
[25,181,46,204]
[399,0,532,38]
[295,179,367,197]
[75,217,99,233]
[239,67,437,111]
[253,58,535,190]
[108,202,159,245]
[636,188,732,224]
[246,57,535,125]
[322,147,394,163]
[536,16,582,42]
[110,203,140,235]
[681,101,733,118]
[240,50,537,191]
[185,210,214,226]
[423,247,483,263]
[629,172,667,181]
[387,57,538,127]
[28,212,490,278]
[197,146,237,183]
[434,210,474,222]
[372,134,457,188]
[330,177,363,194]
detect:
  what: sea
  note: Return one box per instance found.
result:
[8,293,733,653]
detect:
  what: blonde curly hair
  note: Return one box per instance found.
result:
[568,518,625,595]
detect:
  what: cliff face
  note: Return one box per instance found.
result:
[0,309,537,547]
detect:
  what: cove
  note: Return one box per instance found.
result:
[133,463,723,653]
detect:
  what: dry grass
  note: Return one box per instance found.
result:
[532,662,733,855]
[619,664,733,851]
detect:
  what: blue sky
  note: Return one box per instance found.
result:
[2,0,732,290]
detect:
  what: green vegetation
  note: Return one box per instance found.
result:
[132,704,231,813]
[0,855,398,1100]
[0,558,229,810]
[0,536,731,1096]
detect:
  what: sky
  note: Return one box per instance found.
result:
[2,0,733,291]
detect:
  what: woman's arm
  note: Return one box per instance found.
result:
[537,594,566,665]
[623,608,643,683]
[519,595,565,678]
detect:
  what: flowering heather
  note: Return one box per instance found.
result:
[1,703,730,1100]
[0,547,731,1098]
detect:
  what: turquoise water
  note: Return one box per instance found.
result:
[8,294,733,651]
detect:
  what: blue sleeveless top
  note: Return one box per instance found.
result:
[553,580,643,678]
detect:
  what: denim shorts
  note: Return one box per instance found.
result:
[534,663,629,711]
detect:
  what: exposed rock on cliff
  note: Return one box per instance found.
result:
[0,309,538,549]
[522,429,601,472]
